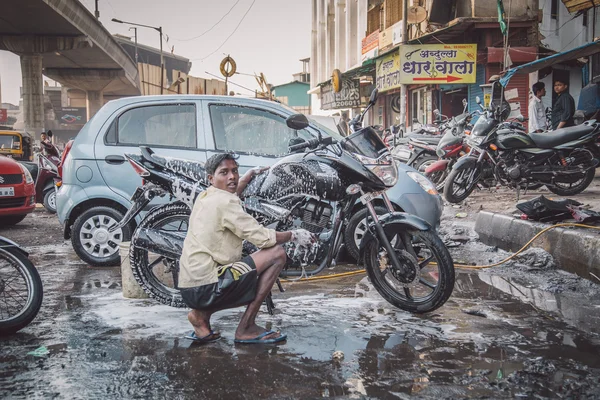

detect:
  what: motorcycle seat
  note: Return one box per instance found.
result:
[528,124,596,149]
[140,146,207,184]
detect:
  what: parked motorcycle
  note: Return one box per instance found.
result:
[35,154,60,213]
[444,94,600,203]
[0,237,43,335]
[424,110,474,191]
[113,89,455,314]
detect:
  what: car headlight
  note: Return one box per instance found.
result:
[352,153,399,187]
[407,171,438,195]
[20,163,34,184]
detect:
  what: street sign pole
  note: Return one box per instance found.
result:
[400,0,408,136]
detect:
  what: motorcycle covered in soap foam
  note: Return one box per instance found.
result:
[112,89,455,314]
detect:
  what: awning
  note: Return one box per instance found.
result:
[500,39,600,86]
[561,0,600,13]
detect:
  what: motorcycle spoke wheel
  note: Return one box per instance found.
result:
[130,203,191,308]
[0,248,43,335]
[365,229,455,314]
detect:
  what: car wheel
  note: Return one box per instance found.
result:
[0,215,27,226]
[43,190,57,214]
[343,206,389,262]
[71,206,131,267]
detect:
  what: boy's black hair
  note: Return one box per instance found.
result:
[532,82,545,94]
[206,152,239,176]
[554,78,568,86]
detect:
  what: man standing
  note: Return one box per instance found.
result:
[528,82,547,133]
[551,79,575,130]
[337,111,350,136]
[178,153,313,345]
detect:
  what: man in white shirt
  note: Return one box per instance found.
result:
[528,82,547,133]
[179,153,313,345]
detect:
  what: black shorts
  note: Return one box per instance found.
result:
[180,255,257,311]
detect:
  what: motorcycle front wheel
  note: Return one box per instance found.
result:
[0,247,43,335]
[363,229,455,313]
[444,164,480,203]
[130,202,190,308]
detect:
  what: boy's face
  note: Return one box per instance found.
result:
[208,159,239,194]
[554,81,568,94]
[536,87,546,98]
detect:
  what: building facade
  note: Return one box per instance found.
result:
[310,0,599,132]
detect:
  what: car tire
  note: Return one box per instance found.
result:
[43,189,57,214]
[343,206,389,262]
[71,206,131,267]
[0,215,27,226]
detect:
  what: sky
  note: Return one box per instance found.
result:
[0,0,311,105]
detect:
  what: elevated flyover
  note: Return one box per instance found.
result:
[0,0,140,135]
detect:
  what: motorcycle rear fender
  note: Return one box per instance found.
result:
[0,237,29,257]
[453,155,478,171]
[357,212,431,265]
[425,159,449,173]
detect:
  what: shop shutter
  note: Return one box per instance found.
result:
[468,64,485,123]
[488,64,529,120]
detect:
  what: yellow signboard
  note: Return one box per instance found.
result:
[376,51,401,93]
[399,44,477,84]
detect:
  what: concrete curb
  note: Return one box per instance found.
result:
[474,211,600,282]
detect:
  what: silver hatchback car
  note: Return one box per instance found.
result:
[57,95,442,266]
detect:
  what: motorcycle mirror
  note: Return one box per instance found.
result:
[517,114,525,122]
[462,98,468,106]
[476,96,481,104]
[369,88,379,105]
[412,118,419,123]
[433,109,439,115]
[286,114,310,130]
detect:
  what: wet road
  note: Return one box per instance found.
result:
[2,243,600,399]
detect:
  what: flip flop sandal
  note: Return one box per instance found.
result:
[184,330,221,343]
[234,330,287,344]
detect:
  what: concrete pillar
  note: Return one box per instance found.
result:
[86,90,104,120]
[20,54,44,136]
[346,0,358,69]
[317,0,327,85]
[357,0,368,61]
[326,0,336,75]
[334,0,346,70]
[311,0,319,89]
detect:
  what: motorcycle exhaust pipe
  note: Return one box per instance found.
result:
[132,228,185,260]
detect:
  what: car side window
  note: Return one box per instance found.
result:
[115,104,197,148]
[209,104,311,156]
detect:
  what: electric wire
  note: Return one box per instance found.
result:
[171,0,243,42]
[192,0,257,62]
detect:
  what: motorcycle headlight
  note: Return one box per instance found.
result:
[20,163,34,184]
[352,153,399,187]
[407,171,438,195]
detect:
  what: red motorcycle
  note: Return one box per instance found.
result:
[424,112,473,191]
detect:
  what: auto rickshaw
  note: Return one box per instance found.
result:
[0,129,33,161]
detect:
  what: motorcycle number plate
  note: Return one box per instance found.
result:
[359,191,384,205]
[0,187,14,197]
[130,187,144,201]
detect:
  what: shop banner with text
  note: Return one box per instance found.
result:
[321,79,361,110]
[399,44,477,84]
[376,51,401,93]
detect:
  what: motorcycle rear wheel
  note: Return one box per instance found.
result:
[547,169,595,196]
[444,165,479,203]
[363,229,455,313]
[130,202,190,308]
[0,247,43,335]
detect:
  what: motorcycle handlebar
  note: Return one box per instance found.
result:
[288,136,337,152]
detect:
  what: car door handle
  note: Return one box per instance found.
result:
[105,155,126,164]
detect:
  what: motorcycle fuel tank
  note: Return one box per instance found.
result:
[496,130,534,150]
[243,157,345,202]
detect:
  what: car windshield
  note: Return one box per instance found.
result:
[0,134,20,149]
